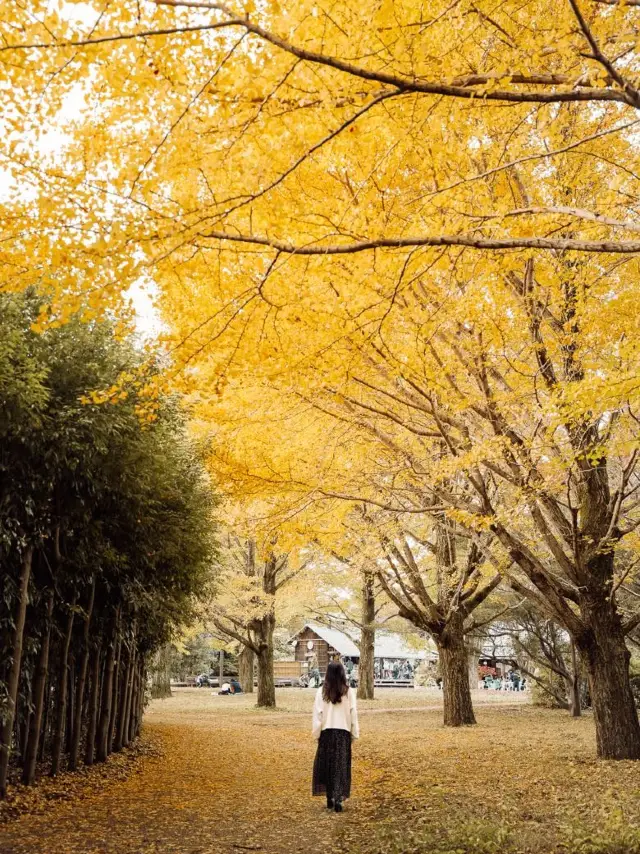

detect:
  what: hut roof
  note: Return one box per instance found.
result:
[298,623,434,660]
[303,623,360,657]
[374,632,435,661]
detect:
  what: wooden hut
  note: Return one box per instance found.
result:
[293,623,360,675]
[292,623,434,683]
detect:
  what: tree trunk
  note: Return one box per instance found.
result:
[238,646,255,694]
[254,613,276,708]
[257,646,275,707]
[133,663,145,740]
[69,578,95,771]
[357,573,376,700]
[84,643,102,766]
[122,652,136,747]
[127,667,138,744]
[577,602,640,759]
[137,665,147,737]
[23,590,54,785]
[150,643,172,699]
[0,546,33,799]
[114,648,132,752]
[39,670,51,763]
[51,595,76,776]
[108,634,122,754]
[66,654,75,754]
[467,639,482,690]
[568,640,581,718]
[130,663,141,741]
[129,660,143,743]
[438,614,476,727]
[19,692,31,765]
[96,621,118,762]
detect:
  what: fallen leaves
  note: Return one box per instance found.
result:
[0,689,639,854]
[0,736,162,827]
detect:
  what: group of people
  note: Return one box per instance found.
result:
[218,679,243,695]
[307,654,359,688]
[481,670,526,691]
[374,659,414,681]
[194,673,243,693]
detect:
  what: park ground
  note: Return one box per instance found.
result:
[1,688,639,854]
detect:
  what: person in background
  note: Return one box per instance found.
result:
[309,652,321,687]
[312,661,360,813]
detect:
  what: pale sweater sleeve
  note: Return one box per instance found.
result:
[312,688,324,740]
[349,688,360,739]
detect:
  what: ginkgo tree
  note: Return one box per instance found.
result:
[306,525,398,701]
[202,528,312,706]
[3,0,640,327]
[177,239,640,757]
[3,0,640,763]
[375,516,503,727]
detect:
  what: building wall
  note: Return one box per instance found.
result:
[294,627,334,673]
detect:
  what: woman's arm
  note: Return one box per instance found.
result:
[312,688,323,740]
[349,688,360,740]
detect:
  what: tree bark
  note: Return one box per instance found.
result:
[69,577,95,771]
[438,613,476,727]
[131,664,143,740]
[357,573,376,700]
[114,647,132,752]
[51,594,76,776]
[567,640,581,718]
[66,654,75,754]
[23,590,54,785]
[127,664,139,744]
[150,643,172,699]
[96,615,118,762]
[238,645,255,693]
[0,546,33,799]
[254,613,276,707]
[108,634,122,754]
[122,652,136,747]
[38,670,51,763]
[19,692,31,765]
[84,643,102,766]
[137,665,147,737]
[577,600,640,759]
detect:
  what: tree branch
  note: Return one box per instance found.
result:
[198,228,640,255]
[156,0,636,106]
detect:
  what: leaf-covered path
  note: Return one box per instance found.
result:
[1,689,639,854]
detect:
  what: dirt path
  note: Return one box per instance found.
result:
[4,689,636,854]
[0,712,333,853]
[0,689,526,854]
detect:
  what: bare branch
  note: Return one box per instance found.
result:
[198,228,640,255]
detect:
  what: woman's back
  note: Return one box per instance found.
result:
[312,686,359,739]
[311,661,360,812]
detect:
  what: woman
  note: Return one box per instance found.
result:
[312,661,360,813]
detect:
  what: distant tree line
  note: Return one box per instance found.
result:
[0,292,216,798]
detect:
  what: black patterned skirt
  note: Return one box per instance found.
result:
[312,729,352,801]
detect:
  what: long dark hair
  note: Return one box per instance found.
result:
[322,661,349,704]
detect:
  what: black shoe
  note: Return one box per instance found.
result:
[334,801,343,813]
[326,798,334,809]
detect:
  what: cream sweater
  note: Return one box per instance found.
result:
[312,687,360,740]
